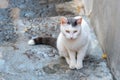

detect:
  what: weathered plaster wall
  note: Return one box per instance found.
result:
[90,0,120,80]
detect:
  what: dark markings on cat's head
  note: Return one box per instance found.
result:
[67,18,77,27]
[60,17,82,27]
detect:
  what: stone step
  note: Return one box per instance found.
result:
[0,16,113,80]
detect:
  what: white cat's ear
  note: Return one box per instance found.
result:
[60,17,68,25]
[77,18,82,25]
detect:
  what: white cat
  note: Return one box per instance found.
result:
[28,16,90,69]
[57,16,90,69]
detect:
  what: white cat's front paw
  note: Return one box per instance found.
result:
[75,63,83,69]
[69,64,76,69]
[69,63,76,69]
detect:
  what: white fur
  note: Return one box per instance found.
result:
[57,16,90,69]
[28,39,35,45]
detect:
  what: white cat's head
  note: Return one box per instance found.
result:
[60,17,82,40]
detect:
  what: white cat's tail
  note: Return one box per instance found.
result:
[28,37,56,48]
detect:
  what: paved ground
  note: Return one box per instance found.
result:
[0,16,113,80]
[0,0,113,80]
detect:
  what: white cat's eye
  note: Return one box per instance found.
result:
[73,30,77,33]
[66,30,70,33]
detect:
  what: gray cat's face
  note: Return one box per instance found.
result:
[60,17,82,40]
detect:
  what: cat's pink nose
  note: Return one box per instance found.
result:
[70,35,73,39]
[70,37,73,39]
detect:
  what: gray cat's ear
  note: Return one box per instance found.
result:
[77,18,82,25]
[60,17,67,25]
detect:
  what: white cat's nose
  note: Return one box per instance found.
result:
[70,37,73,39]
[70,35,73,39]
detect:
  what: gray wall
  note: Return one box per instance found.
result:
[90,0,120,80]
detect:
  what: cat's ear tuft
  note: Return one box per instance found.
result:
[77,18,82,25]
[60,17,67,25]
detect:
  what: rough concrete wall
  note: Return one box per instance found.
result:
[7,0,71,18]
[91,0,120,80]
